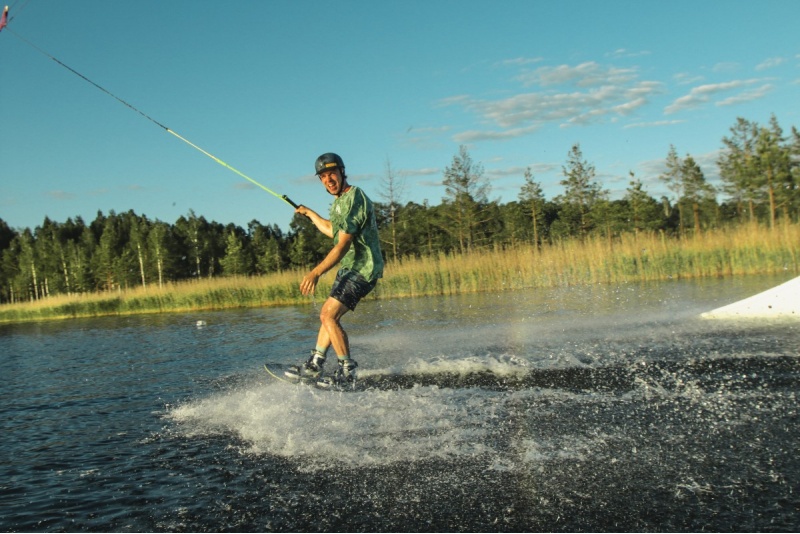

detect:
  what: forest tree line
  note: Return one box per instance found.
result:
[1,115,798,304]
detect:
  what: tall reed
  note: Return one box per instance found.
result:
[1,222,797,323]
[374,222,798,297]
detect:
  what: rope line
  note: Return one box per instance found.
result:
[3,26,298,209]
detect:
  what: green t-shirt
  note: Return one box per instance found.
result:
[330,186,384,282]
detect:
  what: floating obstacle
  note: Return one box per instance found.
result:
[701,276,800,319]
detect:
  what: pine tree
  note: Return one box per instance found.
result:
[518,167,546,247]
[442,145,491,253]
[557,143,606,239]
[681,155,716,234]
[660,145,685,234]
[718,118,759,222]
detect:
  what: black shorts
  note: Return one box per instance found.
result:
[329,268,378,311]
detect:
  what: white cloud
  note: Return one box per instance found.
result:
[623,119,686,129]
[399,125,452,150]
[454,124,543,143]
[674,72,704,85]
[612,97,647,115]
[755,57,786,71]
[516,61,638,87]
[398,167,441,178]
[47,190,75,200]
[499,57,544,67]
[712,62,740,73]
[716,84,773,106]
[606,48,651,59]
[664,79,767,114]
[466,82,662,129]
[440,61,665,142]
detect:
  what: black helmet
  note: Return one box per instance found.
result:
[315,152,345,175]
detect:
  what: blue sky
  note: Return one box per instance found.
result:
[1,0,798,233]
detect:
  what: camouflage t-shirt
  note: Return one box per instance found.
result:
[329,186,384,282]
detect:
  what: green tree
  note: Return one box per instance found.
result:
[249,220,285,274]
[718,118,760,222]
[15,229,39,301]
[392,200,441,257]
[755,115,793,227]
[220,228,250,276]
[624,173,664,235]
[660,145,685,234]
[680,155,717,234]
[33,217,63,297]
[288,213,328,268]
[0,218,16,253]
[789,126,800,220]
[261,236,283,273]
[441,145,492,253]
[147,220,175,287]
[94,212,131,291]
[75,223,98,292]
[518,167,546,247]
[556,143,607,240]
[174,210,209,278]
[128,212,151,288]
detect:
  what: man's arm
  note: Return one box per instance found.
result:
[295,205,333,238]
[299,231,355,296]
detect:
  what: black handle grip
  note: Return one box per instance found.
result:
[281,195,299,209]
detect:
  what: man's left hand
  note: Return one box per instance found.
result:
[300,271,320,296]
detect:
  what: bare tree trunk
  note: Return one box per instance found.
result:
[136,242,147,288]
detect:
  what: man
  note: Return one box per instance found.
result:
[285,153,384,387]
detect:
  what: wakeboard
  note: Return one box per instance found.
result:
[263,363,357,391]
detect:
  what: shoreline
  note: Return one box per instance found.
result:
[2,223,798,325]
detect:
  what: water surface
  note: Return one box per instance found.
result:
[1,275,798,531]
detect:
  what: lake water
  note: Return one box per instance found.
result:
[1,275,798,532]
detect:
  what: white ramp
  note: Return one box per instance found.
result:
[701,276,800,319]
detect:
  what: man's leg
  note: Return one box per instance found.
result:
[318,296,351,357]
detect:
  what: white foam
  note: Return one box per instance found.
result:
[168,380,510,470]
[360,354,533,379]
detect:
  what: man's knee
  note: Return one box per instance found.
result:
[320,298,347,325]
[319,308,336,326]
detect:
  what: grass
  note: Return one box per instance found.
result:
[1,222,797,324]
[375,222,798,298]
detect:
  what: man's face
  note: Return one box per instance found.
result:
[318,168,345,196]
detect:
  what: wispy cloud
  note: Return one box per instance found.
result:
[442,62,664,141]
[664,79,767,114]
[498,57,544,67]
[755,57,786,71]
[716,84,773,106]
[486,162,559,180]
[399,125,452,150]
[674,72,704,85]
[516,61,638,87]
[623,119,686,129]
[606,48,651,59]
[454,124,543,143]
[47,190,74,200]
[712,62,740,73]
[398,167,441,178]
